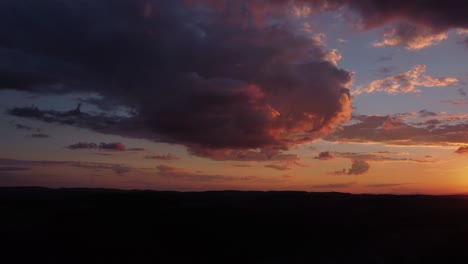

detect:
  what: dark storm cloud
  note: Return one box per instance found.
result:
[4,0,467,158]
[2,0,352,160]
[252,0,468,49]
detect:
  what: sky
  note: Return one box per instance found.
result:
[0,0,467,194]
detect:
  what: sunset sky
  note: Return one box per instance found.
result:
[1,0,467,194]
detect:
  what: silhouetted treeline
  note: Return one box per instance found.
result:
[2,187,468,263]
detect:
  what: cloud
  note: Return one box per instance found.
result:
[317,150,436,175]
[347,159,370,175]
[372,23,448,50]
[441,100,468,106]
[330,159,370,175]
[15,124,33,130]
[0,167,30,172]
[231,164,256,168]
[442,89,468,106]
[127,148,146,151]
[72,162,132,175]
[311,182,355,189]
[187,147,300,162]
[1,0,353,160]
[315,151,334,160]
[332,151,436,163]
[458,88,467,97]
[455,146,468,154]
[67,142,98,150]
[418,110,438,118]
[145,154,180,161]
[156,165,256,182]
[0,158,133,176]
[99,142,126,151]
[327,113,468,146]
[353,65,459,95]
[264,164,291,171]
[337,38,348,44]
[67,142,126,151]
[367,183,408,188]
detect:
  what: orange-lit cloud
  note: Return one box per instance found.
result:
[372,24,448,50]
[353,65,459,95]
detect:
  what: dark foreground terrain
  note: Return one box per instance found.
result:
[2,188,468,263]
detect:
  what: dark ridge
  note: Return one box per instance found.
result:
[2,187,468,263]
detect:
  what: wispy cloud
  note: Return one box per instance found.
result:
[353,65,459,95]
[67,142,126,151]
[311,182,355,189]
[372,23,448,50]
[145,154,180,161]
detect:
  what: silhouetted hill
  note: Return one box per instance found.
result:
[2,187,468,263]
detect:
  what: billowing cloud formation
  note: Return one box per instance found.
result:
[251,0,468,49]
[1,0,353,159]
[353,65,459,95]
[68,142,126,151]
[373,23,448,50]
[328,159,369,175]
